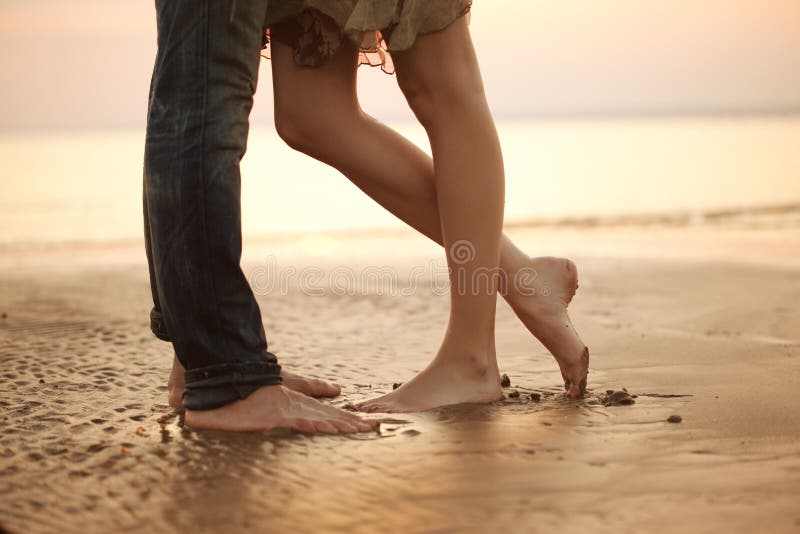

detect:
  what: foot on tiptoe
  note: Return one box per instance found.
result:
[505,256,590,397]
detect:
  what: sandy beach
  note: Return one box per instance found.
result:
[1,223,799,533]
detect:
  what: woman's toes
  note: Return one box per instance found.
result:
[358,402,381,413]
[564,375,586,398]
[355,403,372,413]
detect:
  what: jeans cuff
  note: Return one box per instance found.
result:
[183,355,283,410]
[150,307,172,342]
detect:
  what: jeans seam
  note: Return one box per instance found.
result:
[197,0,236,363]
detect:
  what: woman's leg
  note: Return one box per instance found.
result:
[359,12,512,411]
[270,22,588,400]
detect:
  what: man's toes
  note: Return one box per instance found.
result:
[341,412,369,426]
[342,414,379,431]
[312,420,339,434]
[285,373,341,398]
[331,420,358,433]
[291,418,317,434]
[316,380,340,397]
[356,420,376,433]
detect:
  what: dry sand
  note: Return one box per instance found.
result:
[1,224,799,533]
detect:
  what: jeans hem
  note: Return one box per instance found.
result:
[183,356,283,410]
[149,308,172,342]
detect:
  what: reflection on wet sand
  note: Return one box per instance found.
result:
[1,226,799,532]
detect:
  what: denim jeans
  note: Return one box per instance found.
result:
[143,0,281,410]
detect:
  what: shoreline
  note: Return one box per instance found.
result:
[1,200,799,253]
[1,221,799,271]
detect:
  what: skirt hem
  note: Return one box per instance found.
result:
[260,1,473,75]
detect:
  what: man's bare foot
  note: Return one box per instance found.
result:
[168,355,340,410]
[167,355,186,409]
[357,347,503,413]
[184,385,377,433]
[505,256,589,398]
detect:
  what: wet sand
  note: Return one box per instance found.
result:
[1,225,799,533]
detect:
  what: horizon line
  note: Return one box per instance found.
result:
[2,107,799,135]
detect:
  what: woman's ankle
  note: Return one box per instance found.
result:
[435,339,497,377]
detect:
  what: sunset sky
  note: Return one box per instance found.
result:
[0,0,798,131]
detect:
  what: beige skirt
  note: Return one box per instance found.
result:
[261,0,473,74]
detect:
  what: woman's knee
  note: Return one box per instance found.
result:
[396,60,486,129]
[273,93,361,156]
[273,101,321,154]
[394,15,487,128]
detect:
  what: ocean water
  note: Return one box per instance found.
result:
[0,116,798,246]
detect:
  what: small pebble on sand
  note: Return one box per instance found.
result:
[392,382,402,390]
[530,393,541,401]
[667,415,682,423]
[508,390,520,399]
[602,390,636,406]
[500,374,511,387]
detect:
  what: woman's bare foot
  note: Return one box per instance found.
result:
[505,255,589,397]
[357,346,503,413]
[184,385,377,433]
[168,355,340,410]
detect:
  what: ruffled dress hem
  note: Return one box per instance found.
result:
[260,1,473,74]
